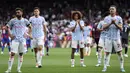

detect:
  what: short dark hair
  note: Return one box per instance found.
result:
[110,5,117,9]
[34,7,40,11]
[72,12,82,20]
[15,8,23,12]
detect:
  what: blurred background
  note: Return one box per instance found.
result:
[0,0,130,48]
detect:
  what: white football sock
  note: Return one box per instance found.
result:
[85,47,88,54]
[97,49,102,64]
[17,56,23,70]
[118,53,124,69]
[36,51,40,65]
[80,59,84,65]
[38,51,43,66]
[88,46,91,55]
[103,53,109,69]
[8,56,14,70]
[71,59,75,65]
[107,54,111,65]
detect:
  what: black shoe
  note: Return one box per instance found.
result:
[38,65,42,68]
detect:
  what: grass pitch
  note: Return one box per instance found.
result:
[0,48,130,73]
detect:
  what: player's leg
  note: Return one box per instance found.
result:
[1,39,5,54]
[66,40,71,48]
[17,53,23,73]
[102,39,112,72]
[1,42,5,54]
[31,39,38,67]
[79,40,86,67]
[71,40,77,67]
[84,37,90,56]
[7,42,11,54]
[117,51,125,72]
[36,45,43,68]
[95,38,99,55]
[102,52,111,72]
[74,48,79,56]
[87,43,91,56]
[29,40,33,52]
[7,38,11,54]
[114,40,125,72]
[34,47,38,67]
[5,40,19,73]
[96,37,103,66]
[87,37,92,56]
[71,48,75,67]
[75,44,79,56]
[17,41,26,73]
[26,40,28,52]
[107,53,111,67]
[36,37,44,68]
[84,44,90,56]
[5,52,15,73]
[45,40,49,56]
[84,39,88,56]
[79,48,86,67]
[27,39,31,52]
[124,39,128,57]
[95,46,102,67]
[46,46,49,56]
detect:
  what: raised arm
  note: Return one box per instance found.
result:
[113,17,123,31]
[78,20,84,31]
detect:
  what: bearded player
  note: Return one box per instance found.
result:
[5,8,31,73]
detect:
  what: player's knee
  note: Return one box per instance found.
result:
[11,52,15,56]
[19,53,23,56]
[117,51,122,55]
[34,48,37,52]
[38,45,43,51]
[105,52,110,55]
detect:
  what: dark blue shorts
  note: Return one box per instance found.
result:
[2,38,10,43]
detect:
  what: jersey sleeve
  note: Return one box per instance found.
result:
[42,17,47,25]
[68,21,74,28]
[97,22,102,29]
[25,19,30,26]
[118,16,123,25]
[104,16,109,25]
[7,19,13,27]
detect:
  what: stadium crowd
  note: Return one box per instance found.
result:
[0,0,130,48]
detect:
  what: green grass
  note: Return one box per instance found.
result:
[0,48,130,73]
